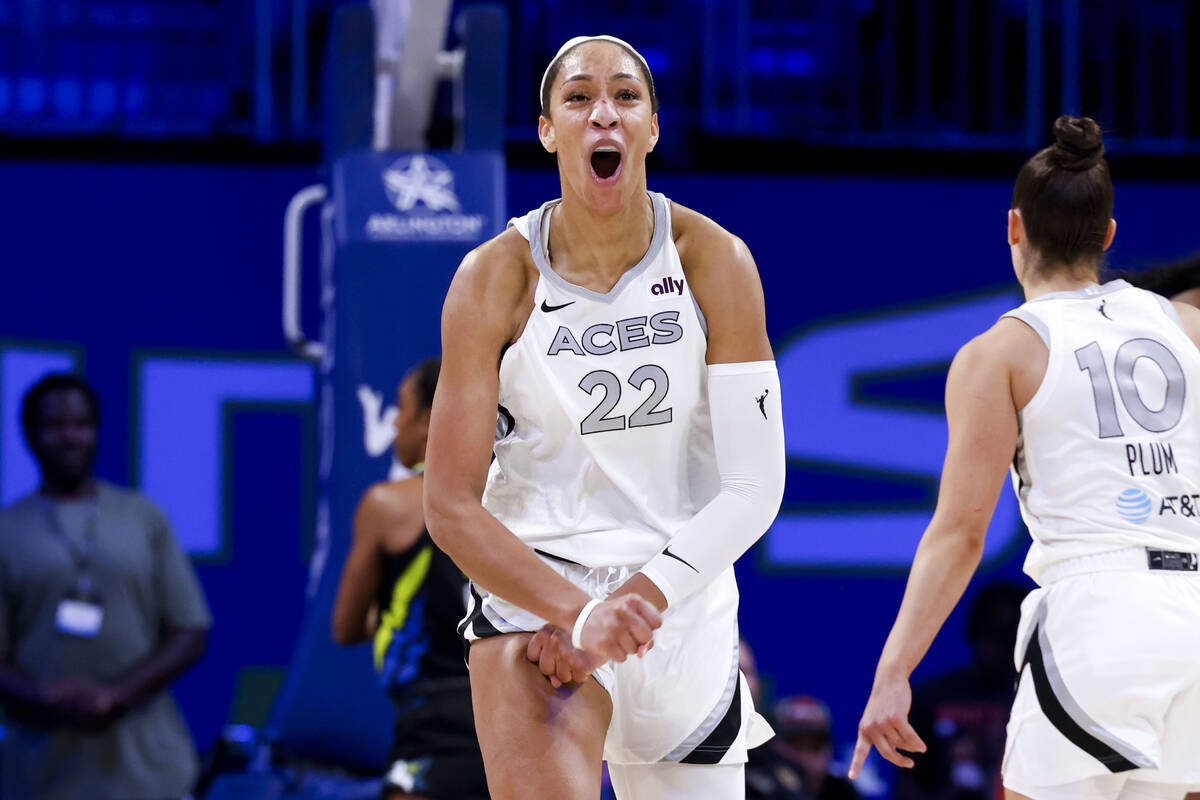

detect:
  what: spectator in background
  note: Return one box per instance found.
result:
[740,636,764,708]
[894,581,1028,800]
[332,358,488,800]
[0,373,211,800]
[742,637,816,800]
[770,695,861,800]
[746,682,858,800]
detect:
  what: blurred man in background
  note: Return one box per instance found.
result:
[747,688,860,800]
[772,695,861,800]
[0,373,211,800]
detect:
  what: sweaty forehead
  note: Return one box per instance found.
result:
[554,42,643,88]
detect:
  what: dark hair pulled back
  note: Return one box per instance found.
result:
[1011,115,1113,272]
[408,357,441,411]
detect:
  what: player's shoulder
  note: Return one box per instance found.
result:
[452,225,536,303]
[444,226,538,343]
[670,201,752,267]
[950,316,1045,385]
[357,477,423,536]
[361,477,423,514]
[668,200,759,311]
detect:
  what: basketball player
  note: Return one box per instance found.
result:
[423,35,785,799]
[332,359,488,800]
[847,117,1200,800]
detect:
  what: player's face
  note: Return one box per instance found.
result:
[538,42,659,216]
[392,375,429,468]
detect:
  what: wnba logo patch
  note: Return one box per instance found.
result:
[1115,488,1153,524]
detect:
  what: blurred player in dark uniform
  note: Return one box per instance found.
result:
[1122,254,1200,308]
[332,358,487,800]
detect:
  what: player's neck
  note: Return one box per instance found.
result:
[1021,271,1100,301]
[549,191,654,293]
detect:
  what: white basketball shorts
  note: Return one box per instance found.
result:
[459,550,773,765]
[1001,547,1200,796]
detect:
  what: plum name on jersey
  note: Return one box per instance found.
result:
[1125,441,1178,477]
[547,310,683,357]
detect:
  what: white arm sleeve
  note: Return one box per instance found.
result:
[638,360,785,608]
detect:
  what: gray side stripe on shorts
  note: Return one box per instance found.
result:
[660,634,740,762]
[1029,597,1156,769]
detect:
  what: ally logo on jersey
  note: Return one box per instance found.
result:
[649,276,685,298]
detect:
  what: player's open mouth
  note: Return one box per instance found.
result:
[590,146,622,183]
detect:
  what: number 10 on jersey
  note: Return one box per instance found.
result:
[1076,337,1185,438]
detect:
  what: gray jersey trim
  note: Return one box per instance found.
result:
[1030,278,1130,304]
[527,192,669,304]
[660,634,740,762]
[1003,308,1051,350]
[1012,414,1035,508]
[1026,597,1157,770]
[689,289,709,337]
[1152,293,1187,333]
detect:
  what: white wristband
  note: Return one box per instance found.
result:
[570,598,604,650]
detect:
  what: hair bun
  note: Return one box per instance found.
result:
[1051,115,1105,171]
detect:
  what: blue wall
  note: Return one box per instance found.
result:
[2,159,1199,774]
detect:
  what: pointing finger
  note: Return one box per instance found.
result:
[848,734,872,780]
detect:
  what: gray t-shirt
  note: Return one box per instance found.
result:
[0,482,212,800]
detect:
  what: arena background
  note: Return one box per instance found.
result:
[1,1,1198,796]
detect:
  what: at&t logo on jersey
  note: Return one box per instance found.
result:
[1115,488,1153,524]
[1114,486,1200,523]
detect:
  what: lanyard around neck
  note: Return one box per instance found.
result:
[43,497,101,592]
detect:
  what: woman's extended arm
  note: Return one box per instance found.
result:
[848,326,1024,778]
[615,212,784,609]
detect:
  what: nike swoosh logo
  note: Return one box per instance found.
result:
[540,299,576,312]
[662,546,699,573]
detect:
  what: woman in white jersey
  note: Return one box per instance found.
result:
[848,116,1200,800]
[423,36,785,799]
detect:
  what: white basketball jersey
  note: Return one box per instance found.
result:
[1005,279,1200,583]
[482,192,718,568]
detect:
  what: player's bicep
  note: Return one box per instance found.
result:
[424,259,511,515]
[930,339,1019,538]
[687,232,773,365]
